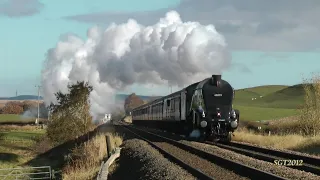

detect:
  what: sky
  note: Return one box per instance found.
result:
[1,0,320,97]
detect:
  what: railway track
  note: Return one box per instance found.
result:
[117,122,288,180]
[210,141,320,175]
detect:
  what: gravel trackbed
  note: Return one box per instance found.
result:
[108,139,195,180]
[184,141,320,180]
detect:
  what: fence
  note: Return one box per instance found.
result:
[96,135,121,180]
[0,166,53,180]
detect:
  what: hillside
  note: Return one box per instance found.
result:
[0,95,43,100]
[237,85,289,96]
[234,84,306,109]
[232,84,307,121]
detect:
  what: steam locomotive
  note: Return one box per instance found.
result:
[131,75,240,142]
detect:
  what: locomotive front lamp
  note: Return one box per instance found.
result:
[231,119,238,128]
[200,120,207,128]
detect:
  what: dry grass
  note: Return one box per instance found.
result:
[62,131,123,180]
[266,117,302,135]
[233,128,320,155]
[105,132,123,149]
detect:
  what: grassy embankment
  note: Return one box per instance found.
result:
[0,123,123,179]
[62,125,123,180]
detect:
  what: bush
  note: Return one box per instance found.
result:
[22,100,38,111]
[2,102,24,114]
[46,81,94,146]
[298,75,320,136]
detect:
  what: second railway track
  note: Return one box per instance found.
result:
[117,122,288,180]
[132,121,320,176]
[210,141,320,175]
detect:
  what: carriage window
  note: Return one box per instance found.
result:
[167,99,170,106]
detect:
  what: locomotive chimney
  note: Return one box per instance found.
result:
[211,74,221,86]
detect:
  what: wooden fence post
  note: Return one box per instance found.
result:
[106,135,113,157]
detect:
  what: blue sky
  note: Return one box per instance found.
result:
[1,0,320,97]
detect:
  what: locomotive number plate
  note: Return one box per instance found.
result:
[218,119,225,121]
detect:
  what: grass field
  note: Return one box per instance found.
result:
[0,114,33,122]
[0,126,45,169]
[0,114,47,125]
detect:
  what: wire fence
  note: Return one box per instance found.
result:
[0,166,60,180]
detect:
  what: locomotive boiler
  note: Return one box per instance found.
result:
[131,75,239,142]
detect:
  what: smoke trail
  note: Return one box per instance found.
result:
[41,11,231,118]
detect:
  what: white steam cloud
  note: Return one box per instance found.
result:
[41,11,231,119]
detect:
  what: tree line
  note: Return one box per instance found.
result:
[0,100,47,116]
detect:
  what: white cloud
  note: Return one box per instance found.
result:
[0,0,43,17]
[65,0,320,51]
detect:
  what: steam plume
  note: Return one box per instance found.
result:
[41,11,231,118]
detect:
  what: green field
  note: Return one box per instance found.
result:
[233,84,305,121]
[0,128,45,169]
[0,130,44,142]
[0,114,32,122]
[234,105,299,121]
[0,114,46,125]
